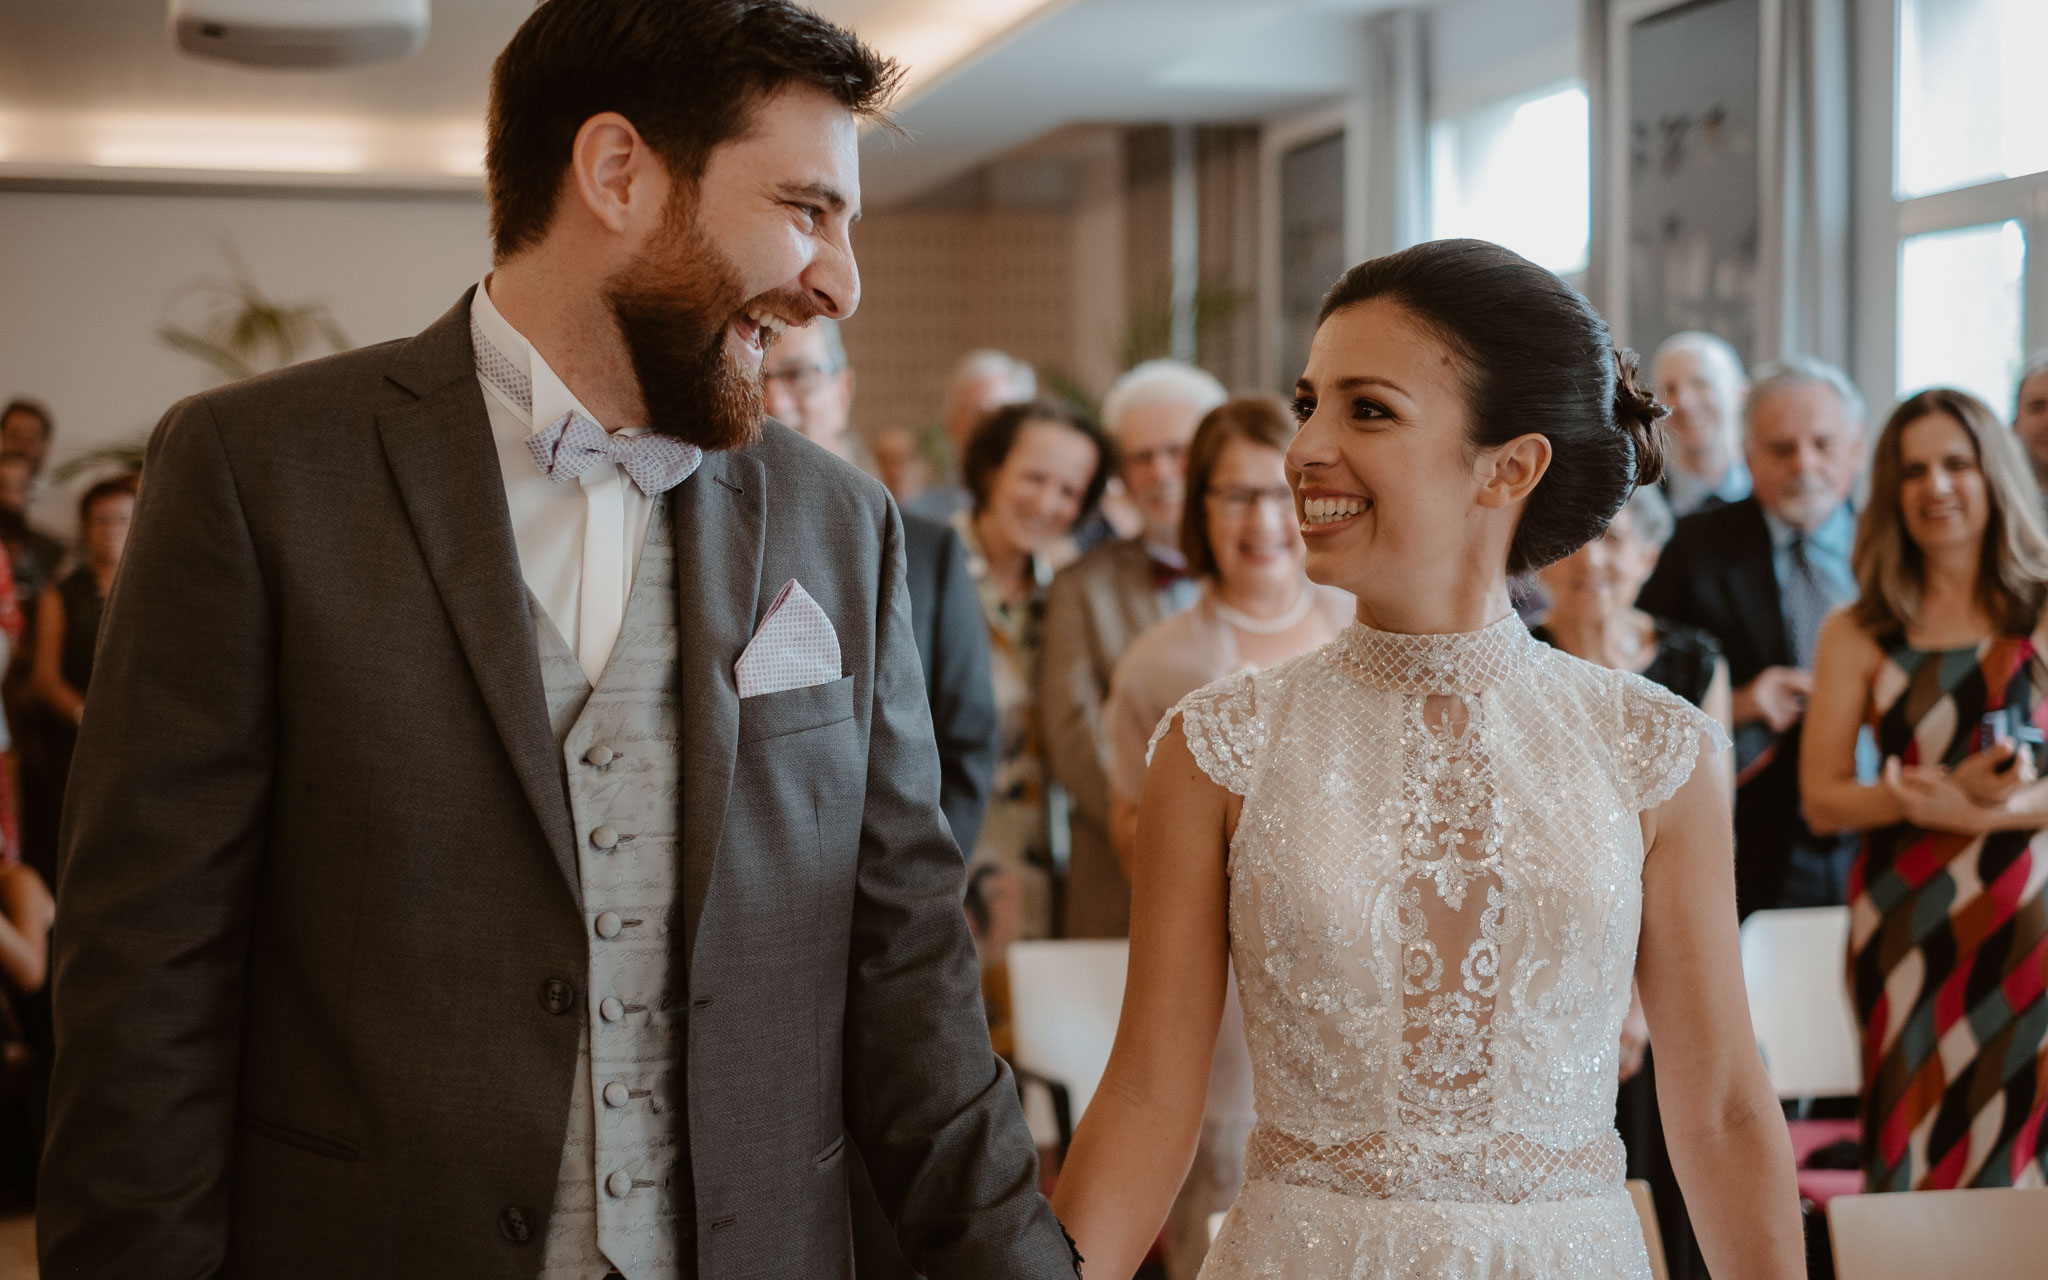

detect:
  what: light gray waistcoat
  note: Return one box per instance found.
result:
[534,498,688,1280]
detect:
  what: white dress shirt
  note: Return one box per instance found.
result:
[470,278,657,684]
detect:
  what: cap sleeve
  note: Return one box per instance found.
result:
[1616,674,1732,812]
[1148,669,1266,797]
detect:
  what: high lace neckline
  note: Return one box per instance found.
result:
[1330,612,1535,694]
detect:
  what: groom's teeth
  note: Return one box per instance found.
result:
[1303,497,1368,524]
[744,309,790,337]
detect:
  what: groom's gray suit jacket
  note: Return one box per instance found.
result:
[38,292,1074,1279]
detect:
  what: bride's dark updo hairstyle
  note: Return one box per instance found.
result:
[1317,238,1666,573]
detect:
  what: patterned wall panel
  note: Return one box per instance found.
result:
[839,207,1078,441]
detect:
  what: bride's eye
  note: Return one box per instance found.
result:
[1290,396,1315,423]
[1351,398,1390,421]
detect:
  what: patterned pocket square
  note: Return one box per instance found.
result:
[735,580,841,698]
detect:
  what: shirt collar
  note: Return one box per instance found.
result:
[1762,500,1855,557]
[470,276,608,438]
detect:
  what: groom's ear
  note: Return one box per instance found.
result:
[1474,433,1551,510]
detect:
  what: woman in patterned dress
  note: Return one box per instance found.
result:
[1051,239,1802,1278]
[1803,387,2048,1192]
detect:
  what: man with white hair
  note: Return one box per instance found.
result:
[2013,349,2048,494]
[1640,356,1868,915]
[1038,359,1226,937]
[904,348,1037,520]
[1650,330,1752,516]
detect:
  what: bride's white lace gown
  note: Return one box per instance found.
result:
[1156,616,1727,1279]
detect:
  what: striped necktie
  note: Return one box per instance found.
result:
[1782,532,1838,669]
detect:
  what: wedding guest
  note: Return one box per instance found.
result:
[1537,486,1731,728]
[906,349,1036,521]
[1098,395,1345,1280]
[1639,358,1867,915]
[2015,350,2048,495]
[1801,387,2048,1192]
[1650,332,1750,516]
[1040,360,1225,938]
[873,425,932,505]
[762,317,856,461]
[955,399,1111,1046]
[23,475,135,879]
[0,402,52,483]
[0,454,64,608]
[1534,482,1727,1280]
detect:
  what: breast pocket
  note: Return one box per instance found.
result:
[736,674,855,744]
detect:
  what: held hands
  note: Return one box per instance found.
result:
[1735,666,1813,734]
[1881,743,2036,835]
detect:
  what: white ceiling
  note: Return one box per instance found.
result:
[0,0,1414,203]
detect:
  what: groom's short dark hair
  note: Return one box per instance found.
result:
[486,0,902,260]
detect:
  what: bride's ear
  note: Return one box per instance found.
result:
[1474,433,1551,510]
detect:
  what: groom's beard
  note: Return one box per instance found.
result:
[603,211,790,454]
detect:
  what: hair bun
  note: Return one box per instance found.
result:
[1612,348,1668,489]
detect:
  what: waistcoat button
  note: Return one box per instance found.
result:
[599,996,625,1022]
[603,1080,630,1108]
[594,911,622,940]
[498,1206,532,1243]
[539,979,575,1015]
[584,743,615,768]
[606,1170,633,1198]
[591,825,620,850]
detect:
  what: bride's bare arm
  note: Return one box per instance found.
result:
[1635,742,1804,1279]
[1051,719,1233,1277]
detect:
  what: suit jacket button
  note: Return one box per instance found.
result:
[499,1206,532,1243]
[584,743,615,768]
[591,825,620,850]
[540,979,575,1015]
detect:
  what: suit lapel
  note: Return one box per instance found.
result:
[674,447,766,965]
[376,291,581,901]
[1727,500,1795,669]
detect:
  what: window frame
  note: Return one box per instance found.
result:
[1852,0,2048,415]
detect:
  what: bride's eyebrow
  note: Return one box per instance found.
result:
[1330,375,1410,398]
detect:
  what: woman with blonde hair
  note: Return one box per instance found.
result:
[1802,387,2048,1191]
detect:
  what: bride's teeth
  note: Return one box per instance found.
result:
[1304,497,1367,524]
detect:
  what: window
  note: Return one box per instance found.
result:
[1896,0,2048,200]
[1429,82,1591,276]
[1856,0,2048,418]
[1898,220,2027,413]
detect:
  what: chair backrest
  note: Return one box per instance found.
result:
[1627,1180,1670,1280]
[1006,939,1130,1123]
[1830,1187,2048,1280]
[1738,906,1860,1098]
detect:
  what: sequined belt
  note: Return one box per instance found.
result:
[1243,1123,1628,1204]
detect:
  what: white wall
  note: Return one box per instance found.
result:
[0,187,490,532]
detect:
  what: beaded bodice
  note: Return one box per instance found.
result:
[1158,616,1725,1206]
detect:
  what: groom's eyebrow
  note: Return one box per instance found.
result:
[781,181,859,222]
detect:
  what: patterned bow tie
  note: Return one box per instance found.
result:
[525,410,702,497]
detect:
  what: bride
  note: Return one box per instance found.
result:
[1050,239,1803,1278]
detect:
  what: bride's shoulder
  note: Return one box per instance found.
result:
[1153,650,1328,797]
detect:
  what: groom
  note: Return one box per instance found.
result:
[37,2,1077,1277]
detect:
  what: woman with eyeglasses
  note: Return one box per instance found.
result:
[1098,394,1347,1280]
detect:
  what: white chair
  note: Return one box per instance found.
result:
[1006,939,1129,1151]
[1739,906,1861,1100]
[1829,1186,2048,1280]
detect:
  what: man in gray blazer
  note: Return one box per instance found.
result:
[38,3,1076,1278]
[1038,360,1224,938]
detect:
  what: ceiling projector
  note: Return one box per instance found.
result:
[170,0,430,69]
